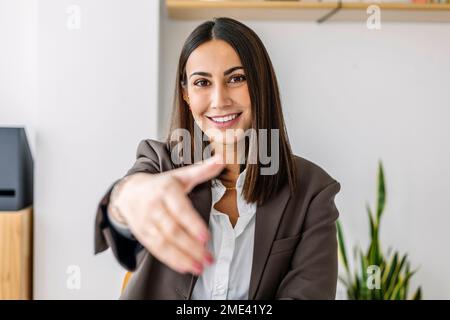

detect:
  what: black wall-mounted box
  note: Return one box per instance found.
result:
[0,127,34,211]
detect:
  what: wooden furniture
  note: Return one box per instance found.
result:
[122,271,133,293]
[166,0,450,23]
[0,207,33,300]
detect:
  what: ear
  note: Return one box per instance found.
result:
[182,87,189,105]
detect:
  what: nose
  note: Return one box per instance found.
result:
[211,83,232,110]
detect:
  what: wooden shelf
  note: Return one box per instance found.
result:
[0,207,33,300]
[166,0,450,22]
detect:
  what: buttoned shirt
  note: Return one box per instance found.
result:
[191,169,257,300]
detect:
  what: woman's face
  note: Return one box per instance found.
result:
[183,39,252,146]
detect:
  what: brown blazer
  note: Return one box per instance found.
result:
[94,139,341,300]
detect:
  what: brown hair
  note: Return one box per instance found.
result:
[167,17,297,205]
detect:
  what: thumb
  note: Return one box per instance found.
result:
[170,154,225,193]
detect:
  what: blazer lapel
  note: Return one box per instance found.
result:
[248,185,291,299]
[176,181,212,300]
[177,181,291,300]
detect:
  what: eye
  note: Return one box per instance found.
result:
[193,79,210,87]
[228,74,246,84]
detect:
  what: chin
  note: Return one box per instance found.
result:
[211,130,249,146]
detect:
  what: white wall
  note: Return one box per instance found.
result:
[0,0,37,156]
[34,0,160,298]
[159,11,450,298]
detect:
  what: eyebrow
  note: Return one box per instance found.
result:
[189,66,244,79]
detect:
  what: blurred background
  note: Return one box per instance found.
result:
[0,0,449,299]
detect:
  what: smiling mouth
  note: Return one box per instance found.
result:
[206,112,242,124]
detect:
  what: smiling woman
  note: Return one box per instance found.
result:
[170,17,297,206]
[94,17,341,300]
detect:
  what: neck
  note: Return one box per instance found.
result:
[212,142,242,188]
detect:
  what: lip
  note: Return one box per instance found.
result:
[206,112,242,129]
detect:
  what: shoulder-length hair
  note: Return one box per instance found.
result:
[167,17,297,205]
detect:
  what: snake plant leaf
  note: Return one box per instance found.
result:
[358,249,369,299]
[366,203,376,240]
[402,268,416,300]
[412,287,422,300]
[353,272,360,300]
[382,252,398,298]
[385,253,408,299]
[337,162,422,299]
[403,262,415,299]
[337,221,350,275]
[391,269,414,300]
[376,160,386,222]
[367,200,383,267]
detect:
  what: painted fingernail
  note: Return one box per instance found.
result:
[204,254,214,265]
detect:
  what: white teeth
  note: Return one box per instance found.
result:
[210,113,238,123]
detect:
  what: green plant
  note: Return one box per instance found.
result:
[337,161,422,300]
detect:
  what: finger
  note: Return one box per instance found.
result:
[158,244,204,275]
[170,153,225,193]
[139,218,204,275]
[151,202,213,267]
[163,183,211,243]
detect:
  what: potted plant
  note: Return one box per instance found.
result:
[337,161,422,300]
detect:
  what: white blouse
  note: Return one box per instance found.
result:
[191,168,257,300]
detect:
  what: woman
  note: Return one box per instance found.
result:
[94,17,341,300]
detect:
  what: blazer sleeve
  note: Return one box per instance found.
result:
[94,139,163,271]
[275,180,341,300]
